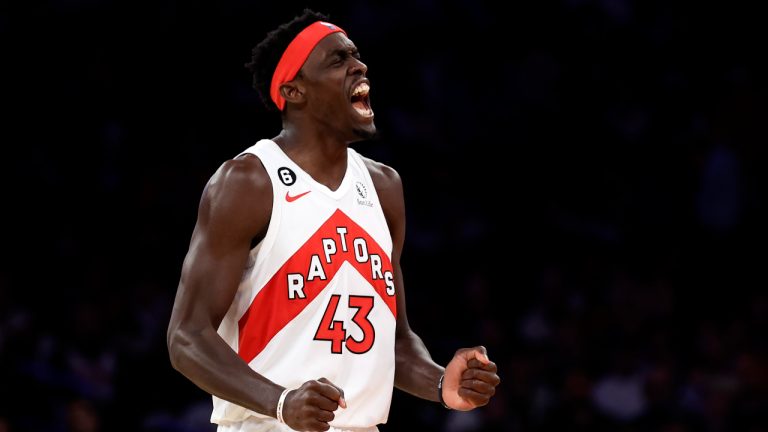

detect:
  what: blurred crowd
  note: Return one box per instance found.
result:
[2,0,767,431]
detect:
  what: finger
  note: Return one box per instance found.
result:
[462,367,501,385]
[457,387,491,406]
[474,345,491,364]
[314,408,335,423]
[317,377,347,408]
[461,378,496,395]
[457,346,490,365]
[466,358,497,371]
[466,358,482,369]
[307,420,331,431]
[309,392,339,412]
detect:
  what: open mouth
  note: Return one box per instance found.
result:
[351,82,373,118]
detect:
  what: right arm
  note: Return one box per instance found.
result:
[166,155,345,431]
[167,156,281,415]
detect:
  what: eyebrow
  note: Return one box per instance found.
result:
[326,47,359,62]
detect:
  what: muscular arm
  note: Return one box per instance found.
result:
[166,155,284,416]
[364,159,443,402]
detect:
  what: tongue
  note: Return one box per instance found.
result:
[352,101,369,115]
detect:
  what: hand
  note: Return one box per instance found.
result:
[281,377,347,431]
[442,346,500,411]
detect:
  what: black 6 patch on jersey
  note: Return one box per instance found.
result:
[277,167,296,186]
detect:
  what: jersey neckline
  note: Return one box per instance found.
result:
[261,139,352,200]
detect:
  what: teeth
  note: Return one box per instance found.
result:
[352,82,370,97]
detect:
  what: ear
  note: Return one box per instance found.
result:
[279,81,305,106]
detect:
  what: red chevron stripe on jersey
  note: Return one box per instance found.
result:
[237,209,396,364]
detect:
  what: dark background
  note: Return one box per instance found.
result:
[2,1,768,431]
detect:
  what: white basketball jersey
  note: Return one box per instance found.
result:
[211,139,397,429]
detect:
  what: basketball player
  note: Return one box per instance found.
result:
[167,9,500,432]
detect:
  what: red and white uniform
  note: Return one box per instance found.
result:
[212,139,397,431]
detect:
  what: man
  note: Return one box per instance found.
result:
[167,9,500,432]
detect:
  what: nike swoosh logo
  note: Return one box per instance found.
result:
[285,190,311,202]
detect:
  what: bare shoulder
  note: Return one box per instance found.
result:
[360,155,402,198]
[360,156,404,230]
[199,154,272,233]
[206,154,270,199]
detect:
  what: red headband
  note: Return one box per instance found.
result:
[270,21,347,111]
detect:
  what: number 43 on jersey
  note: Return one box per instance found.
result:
[314,295,375,354]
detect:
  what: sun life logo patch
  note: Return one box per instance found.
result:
[355,181,368,199]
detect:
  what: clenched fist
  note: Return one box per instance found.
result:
[281,377,347,431]
[442,346,500,411]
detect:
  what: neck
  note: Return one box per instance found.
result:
[273,123,349,191]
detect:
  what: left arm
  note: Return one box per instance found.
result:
[365,158,500,410]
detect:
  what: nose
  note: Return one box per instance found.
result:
[349,58,368,76]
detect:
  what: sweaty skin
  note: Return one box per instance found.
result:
[167,31,499,431]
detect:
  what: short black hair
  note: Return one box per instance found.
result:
[245,9,330,111]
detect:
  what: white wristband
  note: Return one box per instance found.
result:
[438,374,451,409]
[276,388,291,424]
